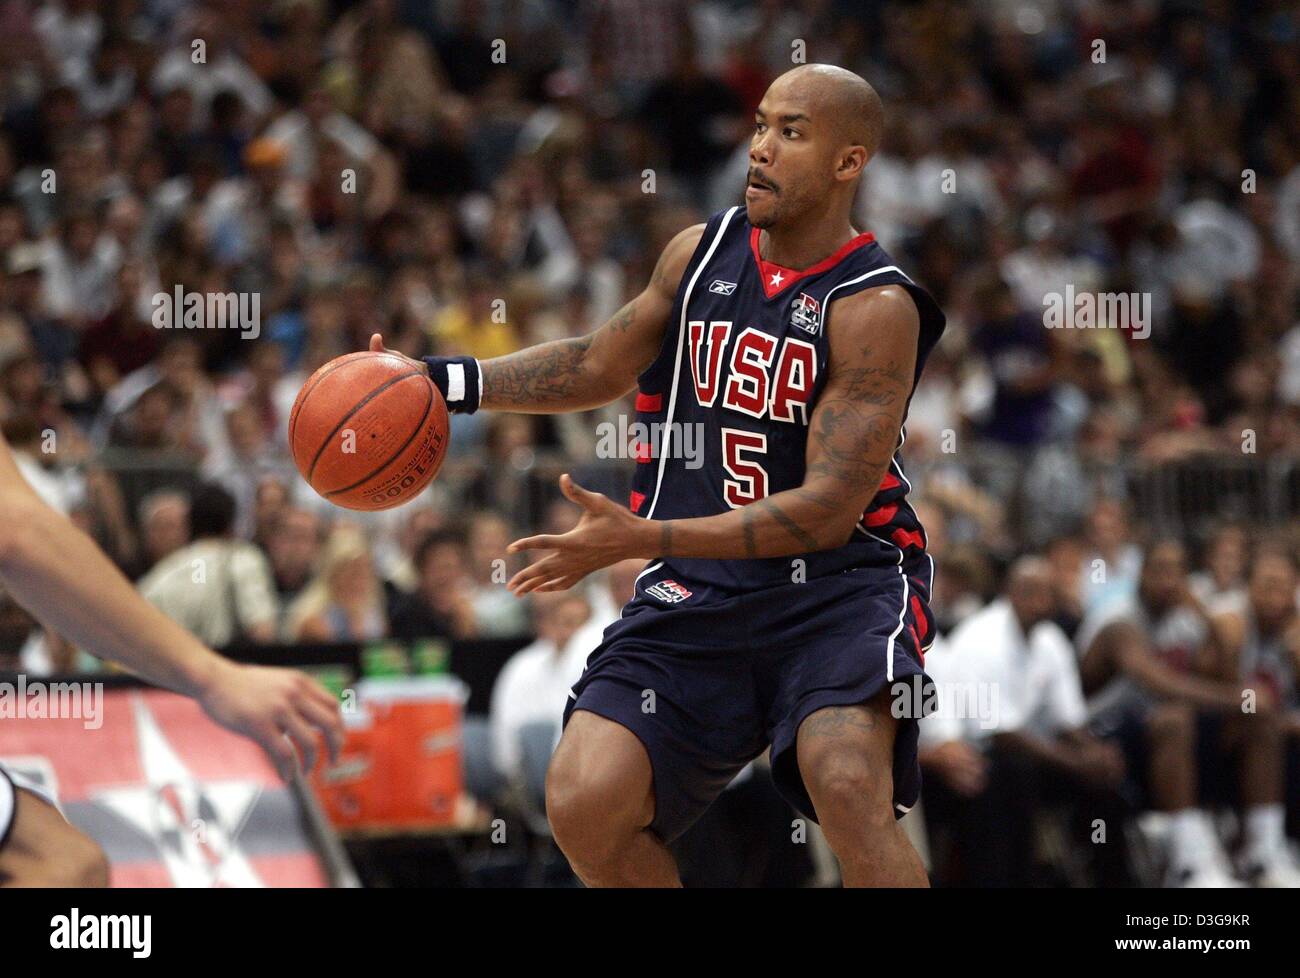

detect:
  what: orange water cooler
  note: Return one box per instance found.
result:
[312,676,469,830]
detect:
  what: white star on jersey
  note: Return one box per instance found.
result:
[770,271,785,288]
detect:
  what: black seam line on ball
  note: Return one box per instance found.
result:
[325,379,436,497]
[291,352,406,447]
[307,369,426,483]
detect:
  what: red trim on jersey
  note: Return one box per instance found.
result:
[908,623,924,663]
[862,502,898,527]
[633,441,652,463]
[892,528,925,550]
[750,226,876,299]
[629,490,646,513]
[635,391,663,413]
[910,595,927,639]
[879,472,901,492]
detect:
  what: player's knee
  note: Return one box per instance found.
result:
[806,757,892,827]
[547,764,627,852]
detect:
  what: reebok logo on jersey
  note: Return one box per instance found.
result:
[709,280,737,295]
[790,292,821,334]
[646,580,692,603]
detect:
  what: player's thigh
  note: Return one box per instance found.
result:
[547,708,656,831]
[0,786,109,888]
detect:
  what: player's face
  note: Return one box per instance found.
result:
[747,91,836,228]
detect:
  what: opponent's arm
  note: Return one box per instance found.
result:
[0,434,343,778]
[370,224,704,414]
[504,285,920,592]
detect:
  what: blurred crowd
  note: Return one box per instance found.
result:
[0,0,1297,885]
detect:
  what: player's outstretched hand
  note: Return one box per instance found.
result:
[197,660,345,782]
[506,474,649,595]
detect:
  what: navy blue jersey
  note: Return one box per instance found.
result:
[627,205,946,601]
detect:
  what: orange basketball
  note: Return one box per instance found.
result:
[289,352,449,511]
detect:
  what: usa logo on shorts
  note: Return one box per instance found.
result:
[790,292,821,334]
[646,579,692,603]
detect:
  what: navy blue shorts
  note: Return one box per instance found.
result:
[562,565,934,843]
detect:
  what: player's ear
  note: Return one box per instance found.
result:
[835,145,868,183]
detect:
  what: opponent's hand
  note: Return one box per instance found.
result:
[197,661,345,782]
[506,474,650,594]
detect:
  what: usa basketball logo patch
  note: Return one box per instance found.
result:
[790,292,821,334]
[646,579,692,603]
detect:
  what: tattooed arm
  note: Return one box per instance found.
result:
[481,224,703,412]
[505,286,920,592]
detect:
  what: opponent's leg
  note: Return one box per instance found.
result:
[796,695,929,887]
[546,709,681,887]
[0,786,110,887]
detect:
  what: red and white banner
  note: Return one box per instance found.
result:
[0,687,332,887]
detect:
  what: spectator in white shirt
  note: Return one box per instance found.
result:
[921,557,1127,886]
[489,590,594,789]
[138,482,278,648]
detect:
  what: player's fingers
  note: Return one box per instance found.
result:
[511,571,551,595]
[258,726,299,782]
[369,332,385,352]
[294,693,344,763]
[507,559,552,592]
[280,713,319,775]
[559,473,602,510]
[512,560,563,595]
[302,675,343,717]
[507,534,565,555]
[537,576,578,592]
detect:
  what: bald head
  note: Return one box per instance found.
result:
[747,64,885,227]
[767,64,884,159]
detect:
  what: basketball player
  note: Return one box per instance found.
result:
[377,64,945,886]
[0,430,344,886]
